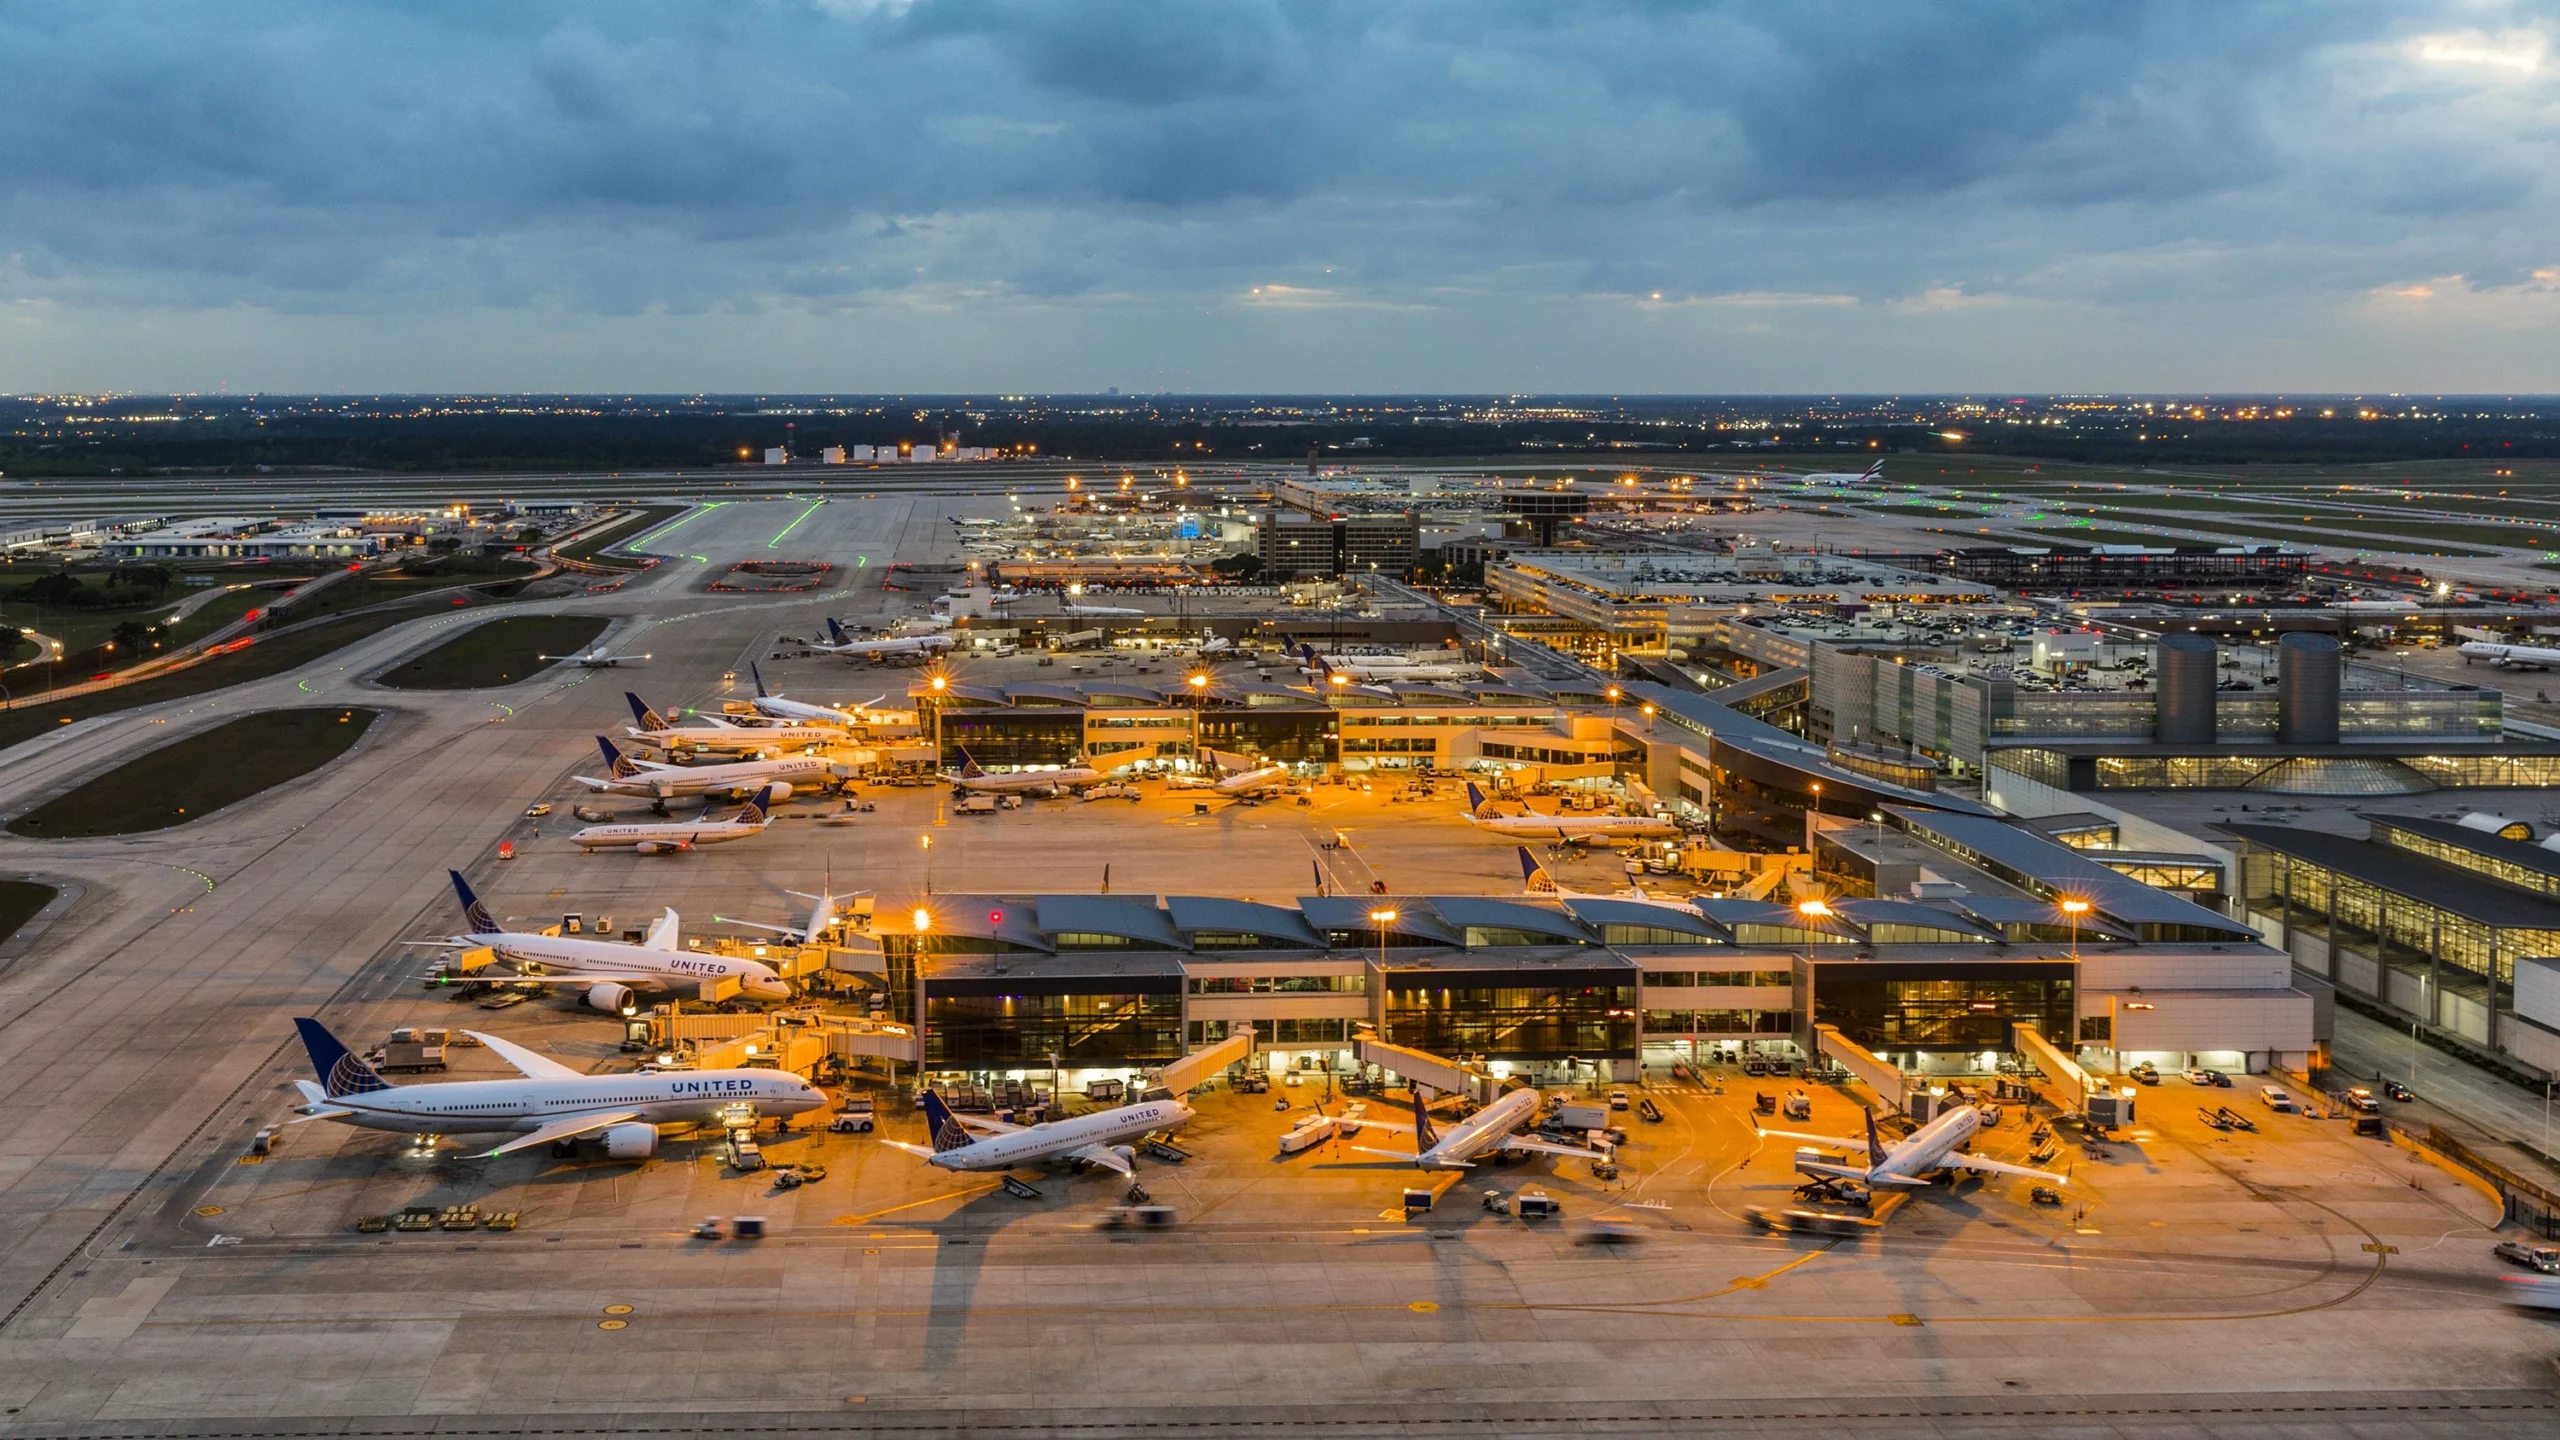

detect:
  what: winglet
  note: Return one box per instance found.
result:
[449,869,500,936]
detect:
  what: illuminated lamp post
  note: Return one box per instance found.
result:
[1369,908,1397,973]
[1805,780,1822,855]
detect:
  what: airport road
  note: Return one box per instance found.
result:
[3,487,2560,1437]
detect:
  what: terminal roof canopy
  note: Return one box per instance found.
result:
[1032,895,1189,950]
[2223,823,2560,929]
[1296,896,1462,947]
[1161,896,1327,949]
[1427,896,1600,946]
[1888,806,2259,941]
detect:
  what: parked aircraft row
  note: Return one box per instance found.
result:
[1464,783,1680,842]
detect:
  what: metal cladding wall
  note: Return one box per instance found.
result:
[2279,632,2343,744]
[2154,634,2220,744]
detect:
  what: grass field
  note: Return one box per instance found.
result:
[558,506,686,569]
[0,599,457,753]
[374,614,608,690]
[6,707,377,839]
[0,880,58,948]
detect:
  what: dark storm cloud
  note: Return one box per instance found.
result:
[0,1,2550,388]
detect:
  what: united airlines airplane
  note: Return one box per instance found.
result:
[289,1018,823,1158]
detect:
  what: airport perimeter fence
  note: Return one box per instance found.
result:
[2414,1122,2560,1238]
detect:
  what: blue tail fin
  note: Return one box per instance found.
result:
[1518,846,1550,892]
[1411,1087,1439,1150]
[750,662,771,698]
[1864,1105,1884,1160]
[295,1018,390,1098]
[920,1091,973,1153]
[597,736,640,778]
[625,692,670,730]
[955,748,983,779]
[733,786,775,824]
[827,618,851,644]
[1466,782,1487,814]
[449,869,500,935]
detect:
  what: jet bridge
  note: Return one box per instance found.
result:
[1150,1031,1254,1098]
[1352,1035,1499,1105]
[2010,1022,2098,1114]
[1812,1024,1907,1111]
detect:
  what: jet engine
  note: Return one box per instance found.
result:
[601,1122,659,1159]
[634,840,689,856]
[585,982,638,1016]
[755,782,793,803]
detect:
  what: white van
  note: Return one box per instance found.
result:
[2259,1085,2294,1112]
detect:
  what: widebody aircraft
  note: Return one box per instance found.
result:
[571,737,831,802]
[817,617,953,661]
[1758,1105,2068,1188]
[1345,1087,1612,1169]
[747,663,881,725]
[429,869,787,1011]
[1197,747,1289,797]
[716,885,852,947]
[569,785,779,856]
[883,1090,1193,1178]
[289,1018,822,1158]
[1516,846,1673,903]
[1788,460,1888,486]
[1297,645,1477,684]
[624,694,833,752]
[1464,784,1680,843]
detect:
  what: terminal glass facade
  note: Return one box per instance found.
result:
[1381,969,1637,1059]
[923,982,1183,1066]
[1811,966,2075,1053]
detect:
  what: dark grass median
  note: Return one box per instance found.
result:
[558,505,685,569]
[0,602,462,754]
[0,881,58,947]
[375,614,608,690]
[7,707,377,839]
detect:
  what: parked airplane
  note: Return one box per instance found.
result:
[624,693,834,752]
[289,1017,822,1157]
[1757,1105,2068,1188]
[992,590,1147,619]
[571,737,831,803]
[1516,846,1671,903]
[1199,747,1290,797]
[428,870,788,1010]
[539,645,652,669]
[943,750,1107,795]
[882,1089,1193,1178]
[746,663,883,725]
[817,618,953,661]
[1464,784,1680,842]
[569,785,780,857]
[1345,1086,1611,1169]
[2460,640,2560,671]
[716,884,854,946]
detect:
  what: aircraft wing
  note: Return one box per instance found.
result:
[1340,1115,1417,1135]
[1755,1126,1877,1153]
[948,1113,1028,1136]
[1943,1152,2069,1184]
[1064,1143,1135,1177]
[464,1030,586,1081]
[476,1110,644,1158]
[1342,1143,1432,1164]
[1495,1133,1614,1161]
[877,1138,939,1160]
[478,972,675,986]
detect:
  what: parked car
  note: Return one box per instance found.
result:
[2186,1068,2230,1087]
[2128,1062,2160,1086]
[2259,1086,2295,1112]
[2494,1240,2560,1274]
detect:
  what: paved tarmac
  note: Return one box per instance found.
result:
[3,484,2559,1438]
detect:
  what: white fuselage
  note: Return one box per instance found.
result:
[1416,1088,1545,1168]
[580,754,830,799]
[570,818,769,854]
[321,1070,822,1138]
[947,765,1106,794]
[929,1099,1194,1171]
[751,696,865,725]
[825,635,953,659]
[2462,641,2560,670]
[630,721,834,752]
[1468,812,1680,841]
[476,929,787,997]
[1866,1106,1982,1184]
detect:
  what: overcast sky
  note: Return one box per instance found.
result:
[3,1,2556,394]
